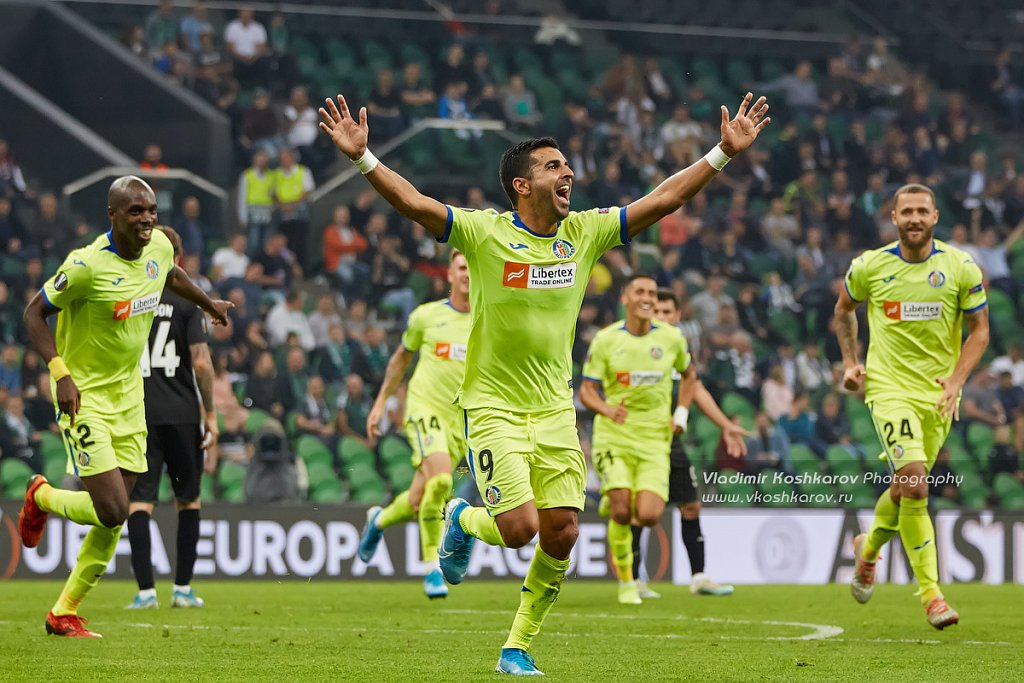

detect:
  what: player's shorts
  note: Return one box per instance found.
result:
[463,405,585,516]
[57,386,147,477]
[404,407,466,470]
[130,423,205,503]
[592,421,673,502]
[867,397,952,473]
[667,437,699,505]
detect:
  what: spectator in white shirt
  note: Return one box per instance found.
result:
[265,289,316,351]
[211,233,250,283]
[224,6,268,88]
[991,345,1024,387]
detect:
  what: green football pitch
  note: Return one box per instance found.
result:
[0,581,1021,681]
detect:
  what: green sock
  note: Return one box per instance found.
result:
[864,489,900,562]
[377,490,416,529]
[459,506,506,547]
[52,524,122,616]
[503,546,570,651]
[607,520,634,582]
[419,473,452,563]
[898,496,940,605]
[36,484,102,527]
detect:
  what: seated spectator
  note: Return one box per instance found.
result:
[318,323,360,384]
[777,391,827,458]
[23,372,55,433]
[988,48,1024,129]
[180,0,214,54]
[660,104,704,165]
[29,192,74,259]
[761,197,801,258]
[435,43,473,93]
[0,395,42,473]
[761,364,793,421]
[336,373,373,448]
[0,196,28,257]
[399,62,437,121]
[240,88,283,161]
[294,376,336,446]
[265,289,315,351]
[144,0,178,58]
[763,271,802,315]
[283,86,327,172]
[990,344,1024,387]
[974,222,1024,299]
[755,60,819,121]
[995,370,1024,452]
[224,6,269,88]
[254,233,300,292]
[308,294,342,349]
[357,326,389,389]
[690,274,735,330]
[815,393,864,459]
[367,70,404,141]
[172,195,207,258]
[928,447,960,504]
[738,411,793,474]
[0,344,21,392]
[988,425,1021,476]
[323,205,370,298]
[211,234,250,283]
[961,371,1006,429]
[245,350,284,418]
[502,74,541,131]
[371,235,416,324]
[796,342,831,394]
[193,30,234,105]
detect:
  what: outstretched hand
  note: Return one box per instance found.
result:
[719,92,771,158]
[319,95,369,161]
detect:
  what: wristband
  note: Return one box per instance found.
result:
[352,149,379,174]
[48,356,71,383]
[703,144,731,171]
[673,405,690,431]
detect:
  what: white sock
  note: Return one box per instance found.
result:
[173,584,191,594]
[138,588,157,599]
[426,559,440,572]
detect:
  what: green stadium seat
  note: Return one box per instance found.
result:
[721,392,755,420]
[966,423,995,459]
[789,444,821,475]
[344,461,385,492]
[851,414,878,445]
[200,476,215,504]
[217,461,247,502]
[245,409,273,435]
[159,473,172,503]
[296,436,334,469]
[338,437,376,468]
[306,461,336,490]
[351,484,388,504]
[826,446,862,477]
[1,459,35,498]
[993,472,1024,501]
[757,475,793,507]
[406,270,431,304]
[931,496,958,511]
[387,462,415,491]
[311,480,345,504]
[379,436,413,467]
[849,484,877,508]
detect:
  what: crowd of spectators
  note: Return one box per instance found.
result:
[2,3,1024,505]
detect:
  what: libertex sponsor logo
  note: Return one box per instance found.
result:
[615,370,664,386]
[113,291,161,320]
[435,342,468,361]
[503,261,577,289]
[883,301,943,321]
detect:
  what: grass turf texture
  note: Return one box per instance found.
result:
[0,581,1021,681]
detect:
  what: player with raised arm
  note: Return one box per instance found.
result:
[358,250,471,600]
[17,177,231,638]
[834,183,989,629]
[579,275,697,604]
[126,227,219,610]
[320,90,769,675]
[631,288,748,599]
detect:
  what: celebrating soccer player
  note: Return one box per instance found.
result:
[580,275,696,604]
[18,177,231,638]
[126,227,219,610]
[358,250,471,600]
[320,90,769,675]
[834,183,989,630]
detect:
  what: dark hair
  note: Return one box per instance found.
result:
[499,137,559,209]
[893,183,936,207]
[656,287,678,308]
[158,225,182,257]
[623,273,657,291]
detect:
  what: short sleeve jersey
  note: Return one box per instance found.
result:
[401,298,472,418]
[42,229,176,401]
[582,319,691,434]
[844,239,987,404]
[441,206,627,412]
[143,289,209,426]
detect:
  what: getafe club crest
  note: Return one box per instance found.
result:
[650,346,664,359]
[146,260,160,279]
[552,239,575,260]
[928,271,945,288]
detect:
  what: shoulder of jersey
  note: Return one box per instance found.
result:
[596,320,626,338]
[935,239,976,265]
[650,318,682,338]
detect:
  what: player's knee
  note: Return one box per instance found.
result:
[500,521,538,548]
[895,465,928,500]
[96,502,129,529]
[636,511,660,527]
[610,507,631,526]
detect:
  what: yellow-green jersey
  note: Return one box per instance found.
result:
[845,239,987,405]
[582,319,691,435]
[441,205,627,412]
[41,229,176,399]
[401,298,472,417]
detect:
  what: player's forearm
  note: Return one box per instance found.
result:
[167,266,217,315]
[363,164,447,237]
[834,307,860,367]
[694,383,732,430]
[374,349,412,407]
[23,293,58,363]
[194,362,216,414]
[950,325,989,387]
[579,383,611,417]
[678,368,699,409]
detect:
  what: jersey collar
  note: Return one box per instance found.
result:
[885,240,943,263]
[512,212,561,238]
